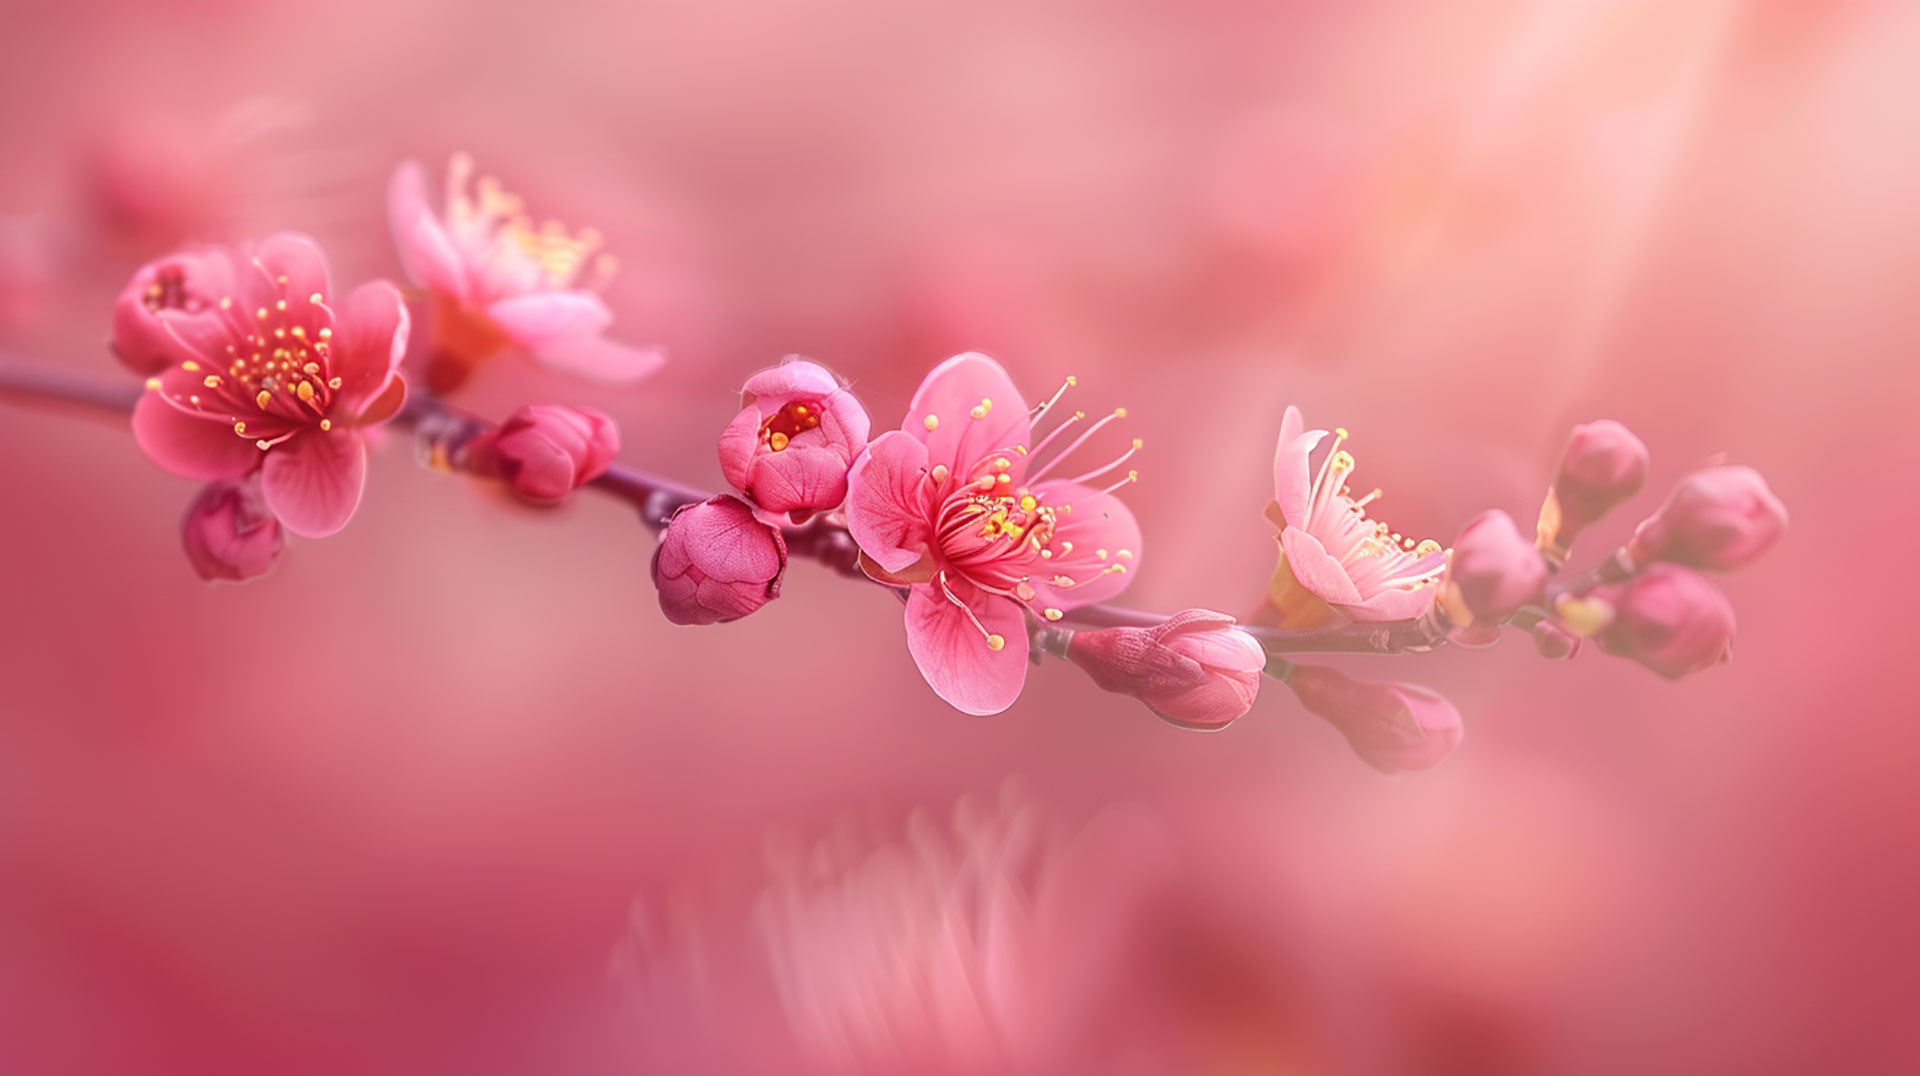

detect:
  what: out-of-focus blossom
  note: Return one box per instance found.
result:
[1585,563,1736,680]
[477,403,619,506]
[1627,465,1787,572]
[110,247,236,375]
[1283,663,1464,774]
[180,477,283,582]
[1530,618,1582,660]
[130,232,408,538]
[1262,406,1445,627]
[387,155,664,390]
[1440,509,1551,627]
[1538,419,1649,554]
[1067,609,1266,729]
[652,495,788,625]
[846,353,1142,715]
[717,358,870,524]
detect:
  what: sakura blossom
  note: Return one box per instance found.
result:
[717,357,870,524]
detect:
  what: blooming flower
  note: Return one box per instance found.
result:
[479,403,619,506]
[845,353,1143,715]
[717,357,870,524]
[130,232,408,538]
[1282,663,1463,774]
[1439,508,1551,626]
[1539,419,1648,555]
[387,154,663,389]
[111,246,236,375]
[180,477,283,582]
[652,495,788,625]
[1066,610,1266,729]
[1584,563,1736,679]
[1627,465,1787,572]
[1263,406,1445,625]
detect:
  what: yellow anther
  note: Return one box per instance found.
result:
[203,375,220,388]
[319,419,332,431]
[318,328,332,340]
[327,377,342,389]
[255,390,272,409]
[1331,450,1354,471]
[309,292,324,304]
[275,300,288,312]
[1414,539,1443,557]
[218,297,233,310]
[1096,549,1108,560]
[255,307,269,319]
[1114,407,1128,418]
[986,634,1006,651]
[1065,376,1078,386]
[143,378,161,391]
[303,363,320,375]
[769,431,790,451]
[1044,608,1063,621]
[969,403,989,420]
[1131,437,1144,449]
[993,457,1011,470]
[996,473,1012,485]
[930,464,951,483]
[182,360,201,371]
[1019,495,1038,512]
[296,381,315,402]
[1116,549,1133,560]
[233,421,246,435]
[923,414,939,431]
[1334,427,1349,439]
[256,440,271,451]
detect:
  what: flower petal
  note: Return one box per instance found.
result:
[260,430,367,538]
[1272,405,1327,529]
[741,357,841,403]
[131,393,259,481]
[331,280,410,417]
[1279,526,1365,606]
[387,160,470,301]
[1025,479,1143,609]
[904,580,1028,715]
[1335,583,1441,622]
[906,352,1032,477]
[529,335,666,384]
[240,232,332,315]
[485,291,613,350]
[845,431,933,573]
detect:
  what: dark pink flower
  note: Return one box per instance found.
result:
[481,404,619,506]
[1587,563,1736,680]
[180,477,283,582]
[652,495,788,625]
[1066,609,1266,729]
[1628,465,1787,572]
[111,247,236,375]
[1541,419,1649,549]
[845,353,1143,715]
[387,156,663,387]
[1283,663,1463,774]
[1440,509,1551,626]
[1264,406,1445,626]
[129,233,408,539]
[716,357,870,523]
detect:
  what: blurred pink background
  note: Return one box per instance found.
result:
[1,1,1913,1073]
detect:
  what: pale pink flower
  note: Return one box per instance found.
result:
[111,246,237,375]
[1067,609,1267,729]
[387,155,663,388]
[1540,419,1648,550]
[129,233,409,538]
[1263,406,1446,625]
[479,403,619,506]
[845,353,1143,715]
[717,358,870,524]
[1440,509,1551,626]
[1283,663,1464,774]
[180,477,283,582]
[1586,563,1736,680]
[1627,465,1787,572]
[652,495,788,625]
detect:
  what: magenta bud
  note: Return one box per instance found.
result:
[1284,664,1463,774]
[1627,465,1786,572]
[1066,609,1266,729]
[1545,420,1650,543]
[1590,563,1735,680]
[486,404,620,506]
[111,247,235,375]
[1530,619,1582,660]
[1442,509,1551,626]
[652,495,788,625]
[717,357,871,523]
[181,478,283,582]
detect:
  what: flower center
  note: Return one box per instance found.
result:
[446,153,615,293]
[760,399,823,452]
[1305,427,1445,590]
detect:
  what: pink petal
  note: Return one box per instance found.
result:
[904,580,1028,715]
[131,393,260,481]
[353,376,408,427]
[386,160,470,301]
[1278,526,1365,606]
[1272,405,1327,528]
[331,280,410,417]
[907,352,1032,476]
[530,335,666,384]
[1333,582,1439,622]
[260,430,368,538]
[845,431,933,573]
[1025,479,1143,609]
[741,357,841,403]
[240,232,331,315]
[485,291,613,350]
[716,406,763,493]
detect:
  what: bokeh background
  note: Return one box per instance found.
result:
[2,1,1915,1073]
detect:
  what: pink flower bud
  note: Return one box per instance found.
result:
[1530,619,1582,660]
[1441,509,1551,625]
[485,404,620,506]
[1545,419,1649,540]
[1066,609,1266,729]
[717,357,870,523]
[111,247,235,375]
[181,479,283,582]
[652,495,788,625]
[1628,465,1786,572]
[1589,563,1735,680]
[1283,664,1463,774]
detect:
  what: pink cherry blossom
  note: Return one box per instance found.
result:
[387,155,663,389]
[1263,406,1446,625]
[129,232,409,539]
[180,477,283,582]
[845,353,1144,715]
[1543,419,1649,548]
[1588,563,1736,680]
[479,403,619,506]
[1627,465,1787,572]
[1067,609,1267,729]
[652,495,788,625]
[717,357,870,524]
[111,246,237,375]
[1441,508,1551,626]
[1283,663,1464,774]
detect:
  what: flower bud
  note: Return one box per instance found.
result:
[1439,509,1551,626]
[652,495,788,625]
[181,479,283,582]
[1539,420,1649,551]
[717,357,870,524]
[111,247,235,375]
[484,404,620,506]
[1627,465,1786,572]
[1066,610,1265,729]
[1530,618,1582,660]
[1587,563,1735,680]
[1283,664,1462,774]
